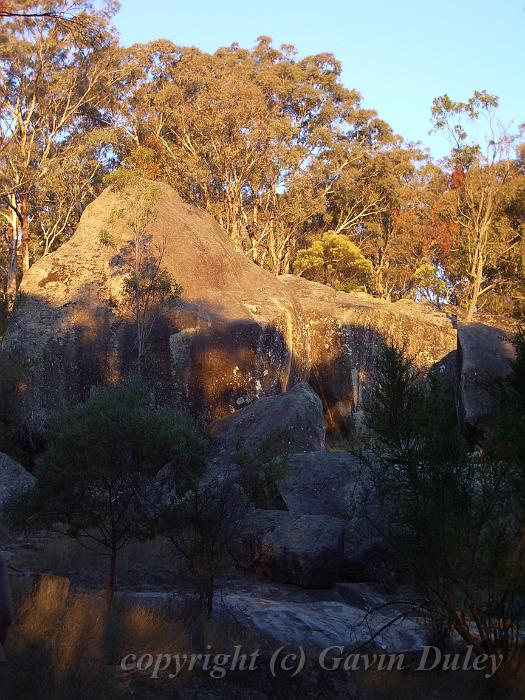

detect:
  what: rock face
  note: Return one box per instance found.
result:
[457,322,515,440]
[278,277,457,436]
[0,452,35,514]
[5,178,456,437]
[118,580,429,654]
[277,450,394,584]
[207,382,325,480]
[238,510,345,588]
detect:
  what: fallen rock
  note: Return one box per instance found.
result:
[457,322,515,440]
[0,452,35,515]
[277,450,360,518]
[207,382,325,482]
[277,450,394,584]
[238,510,344,588]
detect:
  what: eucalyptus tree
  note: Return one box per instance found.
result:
[113,37,401,275]
[431,91,521,320]
[0,0,120,310]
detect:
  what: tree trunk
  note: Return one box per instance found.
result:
[133,232,144,363]
[135,284,144,361]
[206,576,214,618]
[372,265,386,299]
[5,197,19,312]
[466,248,484,322]
[20,192,30,273]
[106,546,117,607]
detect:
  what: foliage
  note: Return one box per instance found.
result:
[0,348,38,464]
[486,325,525,465]
[98,228,116,248]
[0,0,120,311]
[159,478,247,618]
[510,325,525,407]
[0,8,523,322]
[158,426,297,616]
[363,340,426,463]
[430,91,523,320]
[409,262,449,306]
[362,340,525,660]
[114,37,400,275]
[122,267,180,311]
[293,231,372,292]
[0,350,24,456]
[11,380,208,602]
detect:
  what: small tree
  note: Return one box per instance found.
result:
[361,340,525,662]
[14,381,207,605]
[293,231,372,292]
[102,184,182,366]
[408,262,449,307]
[160,477,247,618]
[363,340,426,465]
[158,428,296,616]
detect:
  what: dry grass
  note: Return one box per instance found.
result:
[0,575,188,699]
[1,574,524,699]
[0,574,266,699]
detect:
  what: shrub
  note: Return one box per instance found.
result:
[12,380,208,604]
[361,339,525,662]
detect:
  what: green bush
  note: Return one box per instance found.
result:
[362,339,525,662]
[0,350,34,464]
[234,428,295,509]
[12,380,208,603]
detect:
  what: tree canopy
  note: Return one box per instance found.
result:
[1,4,524,324]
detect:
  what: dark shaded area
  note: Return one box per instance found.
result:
[0,286,459,466]
[456,321,515,445]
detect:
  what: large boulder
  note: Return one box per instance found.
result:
[0,452,35,515]
[277,450,360,518]
[207,382,325,479]
[238,510,345,588]
[277,450,394,583]
[457,322,515,440]
[278,277,457,436]
[4,178,457,437]
[119,580,429,654]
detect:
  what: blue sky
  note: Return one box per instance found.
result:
[115,0,525,159]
